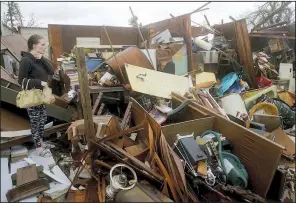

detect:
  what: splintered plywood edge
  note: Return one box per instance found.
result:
[125,63,189,99]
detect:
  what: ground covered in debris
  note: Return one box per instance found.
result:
[1,2,295,202]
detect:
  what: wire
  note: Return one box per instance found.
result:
[205,167,216,186]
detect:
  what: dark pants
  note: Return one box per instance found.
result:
[27,104,47,148]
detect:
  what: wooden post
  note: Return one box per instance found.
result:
[183,15,195,85]
[75,46,96,148]
[234,19,257,88]
[204,15,211,27]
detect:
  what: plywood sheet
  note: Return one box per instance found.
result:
[125,64,189,99]
[1,107,30,131]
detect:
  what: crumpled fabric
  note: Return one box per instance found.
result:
[256,94,296,129]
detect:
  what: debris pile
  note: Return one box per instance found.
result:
[1,3,295,203]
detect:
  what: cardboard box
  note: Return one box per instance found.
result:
[156,93,284,198]
[130,94,284,198]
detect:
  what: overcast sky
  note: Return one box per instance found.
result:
[1,1,265,27]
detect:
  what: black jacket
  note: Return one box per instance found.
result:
[18,51,54,90]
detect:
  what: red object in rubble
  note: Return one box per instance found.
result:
[256,75,273,88]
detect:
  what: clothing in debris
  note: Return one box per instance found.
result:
[18,51,54,90]
[27,104,47,148]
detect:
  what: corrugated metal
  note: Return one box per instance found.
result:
[1,34,28,61]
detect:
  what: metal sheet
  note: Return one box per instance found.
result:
[106,47,153,84]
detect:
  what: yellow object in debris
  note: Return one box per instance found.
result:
[249,102,279,119]
[195,72,217,88]
[246,102,279,128]
[239,79,245,86]
[197,161,208,177]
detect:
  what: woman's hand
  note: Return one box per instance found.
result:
[41,81,48,87]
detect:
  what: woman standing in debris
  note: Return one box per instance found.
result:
[18,34,54,156]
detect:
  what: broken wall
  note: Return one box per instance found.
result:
[48,24,149,67]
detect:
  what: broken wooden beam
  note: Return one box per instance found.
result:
[0,123,70,150]
[189,2,211,15]
[6,178,50,202]
[75,47,96,149]
[249,34,295,40]
[204,15,211,26]
[97,103,105,115]
[252,30,289,34]
[43,123,71,137]
[88,86,125,94]
[92,92,103,115]
[253,21,288,31]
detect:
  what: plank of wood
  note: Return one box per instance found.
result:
[249,34,296,40]
[124,143,148,157]
[253,21,287,31]
[253,30,289,34]
[121,101,133,130]
[183,15,194,85]
[16,164,38,186]
[92,92,103,115]
[97,103,105,115]
[107,141,163,181]
[48,24,63,70]
[75,47,96,149]
[6,178,49,202]
[235,19,257,88]
[88,86,125,93]
[204,15,211,26]
[84,179,99,202]
[125,63,189,99]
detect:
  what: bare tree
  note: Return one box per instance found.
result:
[240,2,295,28]
[25,13,40,27]
[2,2,39,30]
